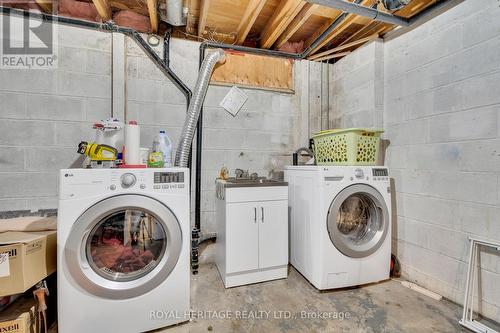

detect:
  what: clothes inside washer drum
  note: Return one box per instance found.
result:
[336,195,372,240]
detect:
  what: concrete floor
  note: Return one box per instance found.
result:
[157,243,472,333]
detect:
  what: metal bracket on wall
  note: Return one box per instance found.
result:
[460,237,500,333]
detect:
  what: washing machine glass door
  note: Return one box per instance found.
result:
[327,184,388,258]
[64,194,182,299]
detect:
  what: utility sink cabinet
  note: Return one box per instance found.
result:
[215,182,288,288]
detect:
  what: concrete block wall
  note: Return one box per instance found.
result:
[329,39,384,129]
[0,18,111,211]
[126,38,310,232]
[329,0,500,320]
[0,15,319,235]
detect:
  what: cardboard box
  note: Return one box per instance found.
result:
[0,296,37,333]
[0,231,56,297]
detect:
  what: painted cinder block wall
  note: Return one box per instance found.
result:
[0,15,329,233]
[330,0,500,320]
[125,38,322,232]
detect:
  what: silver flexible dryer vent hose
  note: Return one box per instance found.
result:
[175,48,226,168]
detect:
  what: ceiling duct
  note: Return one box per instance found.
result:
[163,0,187,26]
[381,0,411,11]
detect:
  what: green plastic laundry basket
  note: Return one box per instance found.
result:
[312,128,384,166]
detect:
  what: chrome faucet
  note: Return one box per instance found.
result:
[235,168,249,179]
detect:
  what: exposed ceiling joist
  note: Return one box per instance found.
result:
[338,20,383,45]
[307,0,374,55]
[313,5,343,18]
[308,12,359,53]
[91,0,112,20]
[303,11,342,49]
[236,0,268,45]
[146,0,158,33]
[260,0,306,49]
[198,0,211,36]
[305,0,410,26]
[308,32,378,60]
[35,0,53,13]
[312,50,351,61]
[274,3,318,49]
[186,0,198,34]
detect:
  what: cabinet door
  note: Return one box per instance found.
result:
[226,202,259,273]
[258,200,288,269]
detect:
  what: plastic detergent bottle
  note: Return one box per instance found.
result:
[156,130,172,167]
[148,139,164,168]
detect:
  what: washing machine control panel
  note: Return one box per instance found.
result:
[372,168,388,177]
[354,168,364,179]
[372,168,389,181]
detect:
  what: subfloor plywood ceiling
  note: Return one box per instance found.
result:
[1,0,451,60]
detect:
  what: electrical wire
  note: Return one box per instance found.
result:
[174,26,238,45]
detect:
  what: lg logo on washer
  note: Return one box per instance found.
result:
[64,173,74,177]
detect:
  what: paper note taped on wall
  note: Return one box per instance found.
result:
[220,86,248,117]
[0,253,9,277]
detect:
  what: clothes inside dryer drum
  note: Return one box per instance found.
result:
[86,209,167,282]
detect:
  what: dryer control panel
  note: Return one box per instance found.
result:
[152,171,186,190]
[59,168,188,199]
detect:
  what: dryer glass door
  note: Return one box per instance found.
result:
[327,184,388,258]
[64,194,182,299]
[86,209,166,282]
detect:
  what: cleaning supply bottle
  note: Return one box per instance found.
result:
[156,130,173,167]
[148,139,164,168]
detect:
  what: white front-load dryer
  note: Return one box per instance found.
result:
[57,168,190,333]
[285,166,391,290]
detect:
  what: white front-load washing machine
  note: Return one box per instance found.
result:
[285,166,391,290]
[57,168,190,333]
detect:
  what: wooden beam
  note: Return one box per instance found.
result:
[91,0,112,20]
[313,6,342,18]
[337,21,382,46]
[308,33,378,60]
[309,13,358,53]
[306,0,375,55]
[236,0,267,45]
[260,0,306,49]
[210,51,294,92]
[198,0,211,37]
[312,51,351,62]
[274,3,318,49]
[186,0,199,35]
[35,0,53,13]
[146,0,158,33]
[91,0,112,21]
